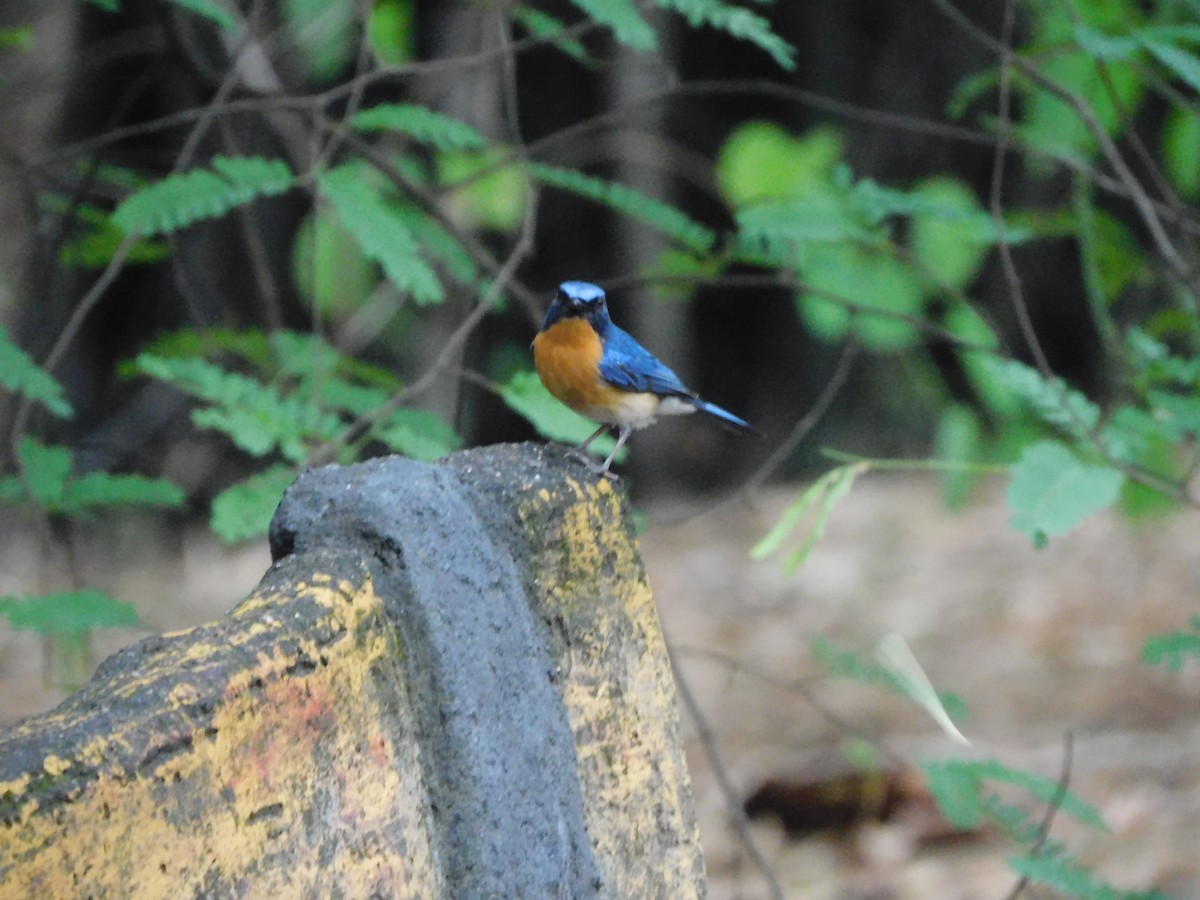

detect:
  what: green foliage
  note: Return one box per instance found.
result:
[0,327,73,418]
[657,0,796,70]
[1163,107,1200,199]
[750,462,867,572]
[496,369,619,457]
[0,24,33,50]
[284,0,356,82]
[924,757,1106,831]
[1143,617,1200,671]
[810,636,970,723]
[350,104,486,150]
[113,156,294,236]
[569,0,657,52]
[0,591,140,634]
[135,329,463,540]
[317,163,444,304]
[210,463,298,544]
[374,409,462,462]
[367,0,414,64]
[165,0,237,30]
[1007,440,1124,548]
[438,147,529,232]
[528,163,717,254]
[0,437,184,515]
[512,7,591,63]
[1008,850,1172,900]
[57,203,170,268]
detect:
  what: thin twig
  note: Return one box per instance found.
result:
[1003,732,1075,900]
[668,637,786,900]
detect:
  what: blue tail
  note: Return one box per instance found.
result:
[693,398,757,434]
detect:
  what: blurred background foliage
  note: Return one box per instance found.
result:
[3,0,1200,893]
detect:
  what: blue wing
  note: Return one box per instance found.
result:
[598,325,691,397]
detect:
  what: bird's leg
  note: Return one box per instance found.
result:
[568,423,610,465]
[590,425,632,480]
[577,423,610,454]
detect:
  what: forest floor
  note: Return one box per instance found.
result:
[2,472,1197,898]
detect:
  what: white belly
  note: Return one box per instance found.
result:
[600,393,696,429]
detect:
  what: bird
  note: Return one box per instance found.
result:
[532,280,755,478]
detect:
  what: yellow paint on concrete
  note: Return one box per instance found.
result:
[518,475,706,897]
[1,574,445,898]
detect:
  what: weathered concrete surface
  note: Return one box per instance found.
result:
[0,443,706,898]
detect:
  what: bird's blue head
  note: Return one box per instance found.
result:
[540,281,611,333]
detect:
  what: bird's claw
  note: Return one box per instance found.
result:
[567,447,619,480]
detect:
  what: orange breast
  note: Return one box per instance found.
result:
[533,319,627,422]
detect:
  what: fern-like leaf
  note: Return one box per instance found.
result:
[512,7,591,62]
[529,163,716,253]
[65,472,185,511]
[165,0,237,31]
[137,354,343,462]
[568,0,657,51]
[924,758,1107,832]
[656,0,796,70]
[318,164,443,304]
[375,408,463,462]
[113,156,294,236]
[0,591,140,633]
[0,327,73,418]
[350,103,486,149]
[1143,617,1200,671]
[1009,850,1171,900]
[497,369,618,455]
[210,464,297,543]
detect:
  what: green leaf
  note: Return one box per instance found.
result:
[497,369,618,456]
[798,245,925,350]
[1143,617,1200,671]
[529,163,716,254]
[0,326,73,418]
[58,203,170,268]
[0,25,34,50]
[210,464,297,543]
[283,0,355,82]
[983,358,1101,436]
[811,636,970,721]
[1163,107,1200,200]
[367,0,414,66]
[717,122,843,207]
[17,437,72,509]
[113,156,294,236]
[165,0,238,31]
[137,354,343,462]
[84,0,120,11]
[438,147,528,233]
[736,194,877,248]
[568,0,657,51]
[350,104,486,150]
[908,178,990,289]
[926,758,1106,832]
[923,760,987,828]
[1142,36,1200,95]
[374,408,462,461]
[0,591,140,634]
[65,473,185,511]
[512,7,591,63]
[1008,851,1170,899]
[751,463,867,572]
[1007,440,1124,547]
[318,163,443,304]
[935,404,983,509]
[656,0,795,70]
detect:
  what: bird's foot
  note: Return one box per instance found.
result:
[567,448,620,480]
